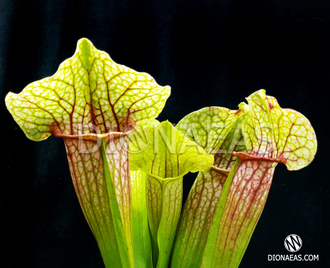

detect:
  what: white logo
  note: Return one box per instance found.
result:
[284,234,303,253]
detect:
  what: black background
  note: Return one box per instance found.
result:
[0,0,329,267]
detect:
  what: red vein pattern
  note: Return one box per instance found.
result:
[206,156,277,267]
[104,135,132,245]
[172,107,247,267]
[202,90,317,268]
[5,38,170,140]
[5,38,171,267]
[173,90,316,268]
[242,91,316,170]
[172,170,226,267]
[64,136,124,267]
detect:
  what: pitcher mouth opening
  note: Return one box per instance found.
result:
[232,151,285,164]
[52,129,135,142]
[49,120,138,142]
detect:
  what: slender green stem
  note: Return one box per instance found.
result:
[131,170,153,268]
